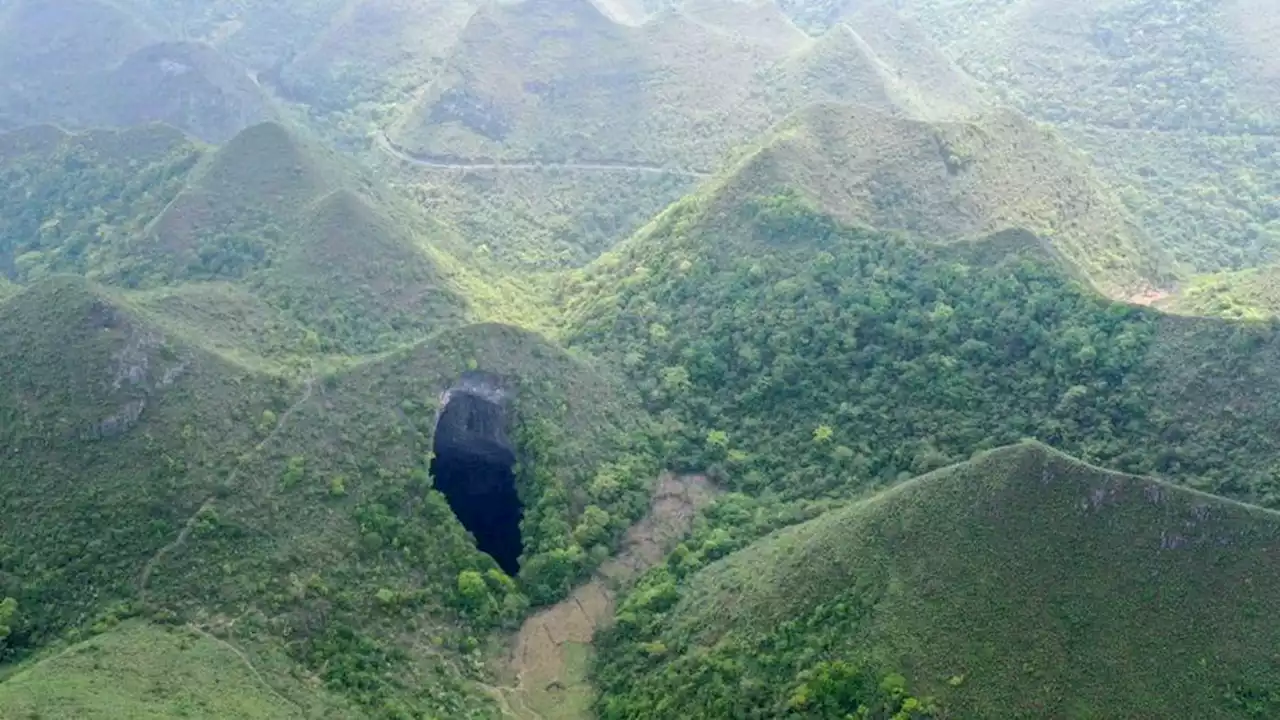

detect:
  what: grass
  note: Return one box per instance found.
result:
[1160,266,1280,321]
[0,620,345,718]
[825,0,1280,274]
[391,0,937,171]
[102,40,278,143]
[648,99,1172,296]
[597,442,1280,718]
[0,276,278,650]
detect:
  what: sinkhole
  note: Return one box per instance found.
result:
[430,373,523,576]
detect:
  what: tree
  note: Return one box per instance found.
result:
[0,597,17,646]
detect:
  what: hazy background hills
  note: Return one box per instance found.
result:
[2,0,1280,718]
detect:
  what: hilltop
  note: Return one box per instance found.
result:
[803,0,1280,272]
[0,277,277,651]
[0,0,156,129]
[702,102,1172,296]
[0,120,519,361]
[381,1,987,274]
[100,41,277,143]
[564,173,1280,508]
[0,2,279,142]
[595,442,1280,718]
[391,0,976,172]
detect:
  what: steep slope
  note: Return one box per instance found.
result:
[711,103,1172,296]
[595,442,1280,718]
[679,0,808,56]
[0,123,204,285]
[131,322,653,717]
[381,0,985,275]
[1160,264,1280,321]
[802,0,1280,271]
[0,120,516,360]
[0,0,156,129]
[0,277,276,655]
[833,5,983,120]
[565,171,1280,510]
[0,2,275,142]
[129,121,482,354]
[389,0,789,169]
[279,0,481,110]
[0,275,652,715]
[100,41,277,143]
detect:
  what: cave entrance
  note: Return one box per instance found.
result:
[430,377,523,576]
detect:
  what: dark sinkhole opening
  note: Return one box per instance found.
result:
[430,377,523,576]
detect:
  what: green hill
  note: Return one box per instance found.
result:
[564,165,1280,510]
[389,0,800,169]
[0,123,204,286]
[0,273,653,716]
[0,2,279,142]
[594,442,1280,719]
[679,0,808,55]
[0,621,352,718]
[699,102,1172,296]
[278,0,481,111]
[0,276,277,654]
[0,120,507,358]
[0,0,156,129]
[791,0,1280,272]
[101,41,278,143]
[108,321,651,717]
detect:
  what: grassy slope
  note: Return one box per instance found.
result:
[0,621,351,718]
[0,282,649,716]
[597,442,1280,718]
[827,0,1280,272]
[0,277,277,650]
[706,102,1171,296]
[0,123,204,284]
[383,0,990,275]
[0,0,156,129]
[0,119,534,360]
[101,40,278,144]
[391,0,800,169]
[384,160,698,271]
[1160,265,1280,321]
[279,0,481,110]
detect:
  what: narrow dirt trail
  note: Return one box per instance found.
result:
[375,133,711,178]
[491,474,719,720]
[138,376,315,602]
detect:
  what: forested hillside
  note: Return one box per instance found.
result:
[594,443,1280,718]
[4,0,1280,718]
[564,186,1280,509]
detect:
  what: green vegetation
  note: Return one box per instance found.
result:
[0,277,275,656]
[691,103,1173,296]
[594,442,1280,719]
[799,0,1280,273]
[0,621,351,718]
[1163,265,1280,321]
[5,2,1280,718]
[564,177,1280,506]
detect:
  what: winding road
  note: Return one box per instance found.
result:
[374,133,711,178]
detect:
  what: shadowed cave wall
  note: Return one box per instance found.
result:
[430,373,523,575]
